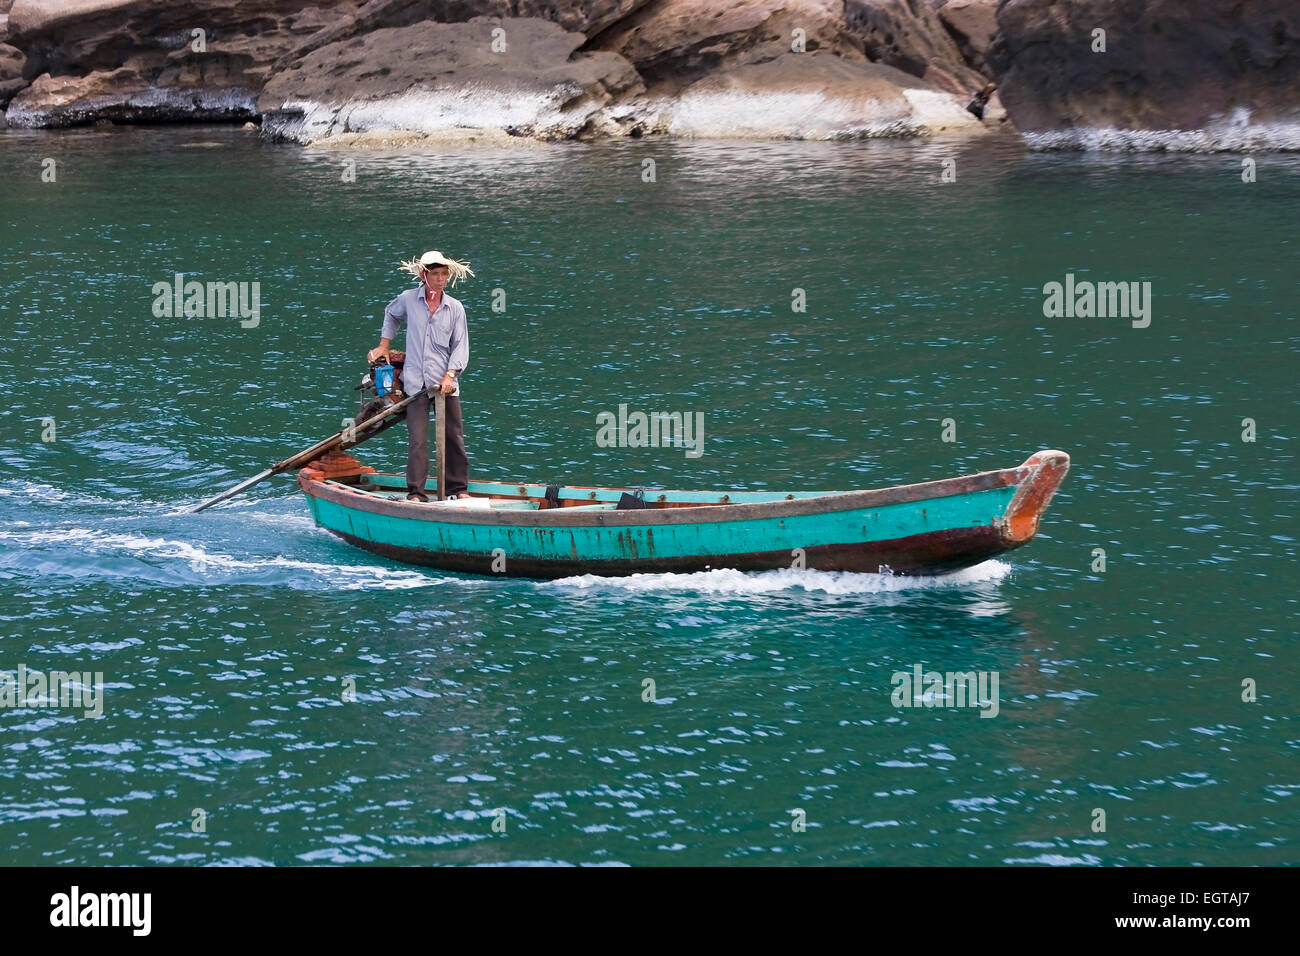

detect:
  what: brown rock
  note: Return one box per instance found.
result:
[5,0,366,126]
[277,0,655,69]
[0,41,23,105]
[663,50,982,138]
[937,0,998,75]
[8,1,365,76]
[981,87,1005,122]
[589,0,867,93]
[7,68,258,126]
[988,0,1300,149]
[843,0,988,97]
[260,17,645,141]
[587,0,989,106]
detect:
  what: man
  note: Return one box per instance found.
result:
[367,250,474,502]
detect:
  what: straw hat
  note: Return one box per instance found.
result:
[400,250,475,287]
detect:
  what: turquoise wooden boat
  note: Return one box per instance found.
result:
[296,449,1069,579]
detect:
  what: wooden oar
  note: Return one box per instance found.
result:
[189,387,428,513]
[435,389,446,502]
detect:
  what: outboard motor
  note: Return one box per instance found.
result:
[373,361,396,397]
[354,353,409,432]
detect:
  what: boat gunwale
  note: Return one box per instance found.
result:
[298,457,1042,529]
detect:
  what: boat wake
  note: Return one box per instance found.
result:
[548,562,1012,596]
[0,528,439,591]
[0,478,277,518]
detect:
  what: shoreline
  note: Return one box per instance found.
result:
[6,113,1298,155]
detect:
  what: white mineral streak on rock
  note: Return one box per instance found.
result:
[1023,108,1300,153]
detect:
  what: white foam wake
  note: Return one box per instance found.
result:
[548,561,1011,595]
[0,480,122,507]
[0,528,438,590]
[0,479,246,516]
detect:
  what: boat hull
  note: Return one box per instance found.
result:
[319,522,1013,578]
[296,450,1069,579]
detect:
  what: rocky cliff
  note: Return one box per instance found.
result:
[987,0,1300,150]
[1,0,996,139]
[1,0,1295,149]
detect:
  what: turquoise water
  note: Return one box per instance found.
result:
[0,126,1296,864]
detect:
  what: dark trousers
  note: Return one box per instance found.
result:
[406,390,468,497]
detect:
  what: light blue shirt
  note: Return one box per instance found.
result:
[381,285,469,396]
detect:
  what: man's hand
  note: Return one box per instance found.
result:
[367,347,389,364]
[438,373,456,394]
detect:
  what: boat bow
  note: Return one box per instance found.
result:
[1001,449,1071,544]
